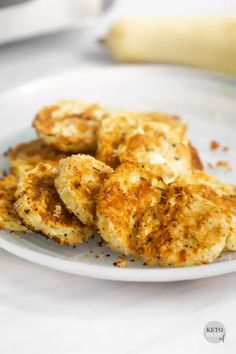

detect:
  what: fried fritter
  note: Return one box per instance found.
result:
[0,175,29,233]
[97,162,232,265]
[96,162,165,255]
[7,139,67,178]
[118,121,193,180]
[96,111,186,168]
[14,162,93,245]
[181,170,236,251]
[55,155,113,227]
[136,184,230,267]
[33,100,108,153]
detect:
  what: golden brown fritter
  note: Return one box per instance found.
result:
[33,100,108,153]
[55,155,113,227]
[7,139,68,178]
[97,162,233,266]
[0,175,29,233]
[179,171,236,251]
[96,111,186,168]
[96,162,166,255]
[14,162,93,245]
[118,121,193,180]
[136,184,230,267]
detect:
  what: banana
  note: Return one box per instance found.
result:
[104,17,236,75]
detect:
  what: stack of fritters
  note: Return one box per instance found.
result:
[0,99,235,267]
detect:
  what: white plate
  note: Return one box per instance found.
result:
[0,65,236,282]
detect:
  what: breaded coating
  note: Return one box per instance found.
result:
[181,171,236,251]
[188,170,236,196]
[96,114,137,168]
[55,155,113,227]
[118,121,193,180]
[136,184,229,267]
[14,162,93,246]
[96,111,186,168]
[96,162,165,255]
[188,184,236,251]
[0,175,29,233]
[190,144,204,170]
[7,139,67,178]
[140,112,186,136]
[33,100,108,153]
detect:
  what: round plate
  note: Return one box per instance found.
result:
[0,65,236,282]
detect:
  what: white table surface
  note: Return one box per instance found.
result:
[0,1,236,353]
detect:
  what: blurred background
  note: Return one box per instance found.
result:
[0,0,236,92]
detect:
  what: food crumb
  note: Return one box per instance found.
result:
[215,160,231,170]
[223,146,229,152]
[210,140,220,150]
[95,253,105,260]
[113,256,127,268]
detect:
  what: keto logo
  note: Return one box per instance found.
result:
[203,321,226,343]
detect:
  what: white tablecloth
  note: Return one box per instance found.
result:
[0,1,236,353]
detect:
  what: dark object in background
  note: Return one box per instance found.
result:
[0,0,32,8]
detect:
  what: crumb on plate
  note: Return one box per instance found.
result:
[216,160,231,170]
[113,255,127,267]
[95,253,105,260]
[210,140,220,150]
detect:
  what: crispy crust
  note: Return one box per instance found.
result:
[179,171,236,251]
[190,144,204,170]
[186,170,236,196]
[97,162,235,265]
[55,155,113,227]
[136,184,229,266]
[96,163,164,255]
[96,111,186,168]
[0,175,29,233]
[118,121,193,180]
[33,100,108,153]
[7,139,68,178]
[14,162,93,245]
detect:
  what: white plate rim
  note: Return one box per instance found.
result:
[0,64,236,99]
[1,235,236,282]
